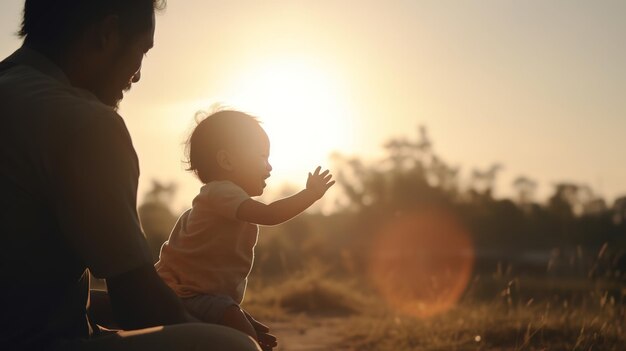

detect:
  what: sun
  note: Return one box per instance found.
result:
[216,56,355,187]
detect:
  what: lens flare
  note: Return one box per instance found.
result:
[368,207,474,318]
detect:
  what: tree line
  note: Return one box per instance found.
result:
[139,126,626,291]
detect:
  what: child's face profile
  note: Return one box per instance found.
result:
[228,132,272,197]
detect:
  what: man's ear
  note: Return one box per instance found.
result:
[95,15,121,51]
[216,150,234,171]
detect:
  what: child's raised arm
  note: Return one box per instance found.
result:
[236,166,335,226]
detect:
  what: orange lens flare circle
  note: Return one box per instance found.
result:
[368,207,474,318]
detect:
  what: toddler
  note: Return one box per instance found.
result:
[155,110,334,350]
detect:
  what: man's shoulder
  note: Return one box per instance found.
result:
[5,64,112,109]
[0,63,122,135]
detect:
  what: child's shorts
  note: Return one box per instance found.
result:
[181,294,239,323]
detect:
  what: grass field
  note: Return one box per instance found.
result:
[244,266,625,350]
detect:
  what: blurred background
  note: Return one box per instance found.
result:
[1,1,624,349]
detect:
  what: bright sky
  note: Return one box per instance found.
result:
[2,1,625,212]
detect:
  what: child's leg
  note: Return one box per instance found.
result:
[220,305,258,341]
[181,295,259,342]
[243,309,277,351]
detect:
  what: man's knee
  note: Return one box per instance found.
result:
[162,323,261,350]
[73,323,262,351]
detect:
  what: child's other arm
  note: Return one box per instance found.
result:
[237,166,335,226]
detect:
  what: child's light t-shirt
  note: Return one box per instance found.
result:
[155,180,258,303]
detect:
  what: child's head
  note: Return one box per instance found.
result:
[186,109,272,196]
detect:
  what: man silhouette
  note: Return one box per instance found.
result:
[0,1,261,350]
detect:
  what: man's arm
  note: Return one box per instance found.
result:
[50,112,195,329]
[106,264,195,329]
[237,167,334,226]
[88,289,118,329]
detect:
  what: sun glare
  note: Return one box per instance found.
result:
[368,207,474,318]
[216,57,355,185]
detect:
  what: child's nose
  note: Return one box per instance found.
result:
[266,161,272,172]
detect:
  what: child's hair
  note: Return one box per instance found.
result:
[185,109,265,183]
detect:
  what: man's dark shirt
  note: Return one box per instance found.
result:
[0,47,152,350]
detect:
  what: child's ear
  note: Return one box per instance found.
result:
[216,150,234,171]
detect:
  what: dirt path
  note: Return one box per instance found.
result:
[270,317,350,351]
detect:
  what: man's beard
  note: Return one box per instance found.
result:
[112,83,133,111]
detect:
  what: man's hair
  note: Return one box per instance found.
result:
[19,0,166,51]
[186,109,266,184]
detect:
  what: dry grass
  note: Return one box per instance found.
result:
[245,265,371,321]
[337,300,624,351]
[245,264,625,350]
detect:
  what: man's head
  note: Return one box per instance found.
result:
[186,110,272,196]
[19,0,166,107]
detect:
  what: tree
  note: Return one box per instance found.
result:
[512,175,537,206]
[469,163,503,200]
[138,180,178,262]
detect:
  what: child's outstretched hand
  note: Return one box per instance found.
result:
[306,166,335,199]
